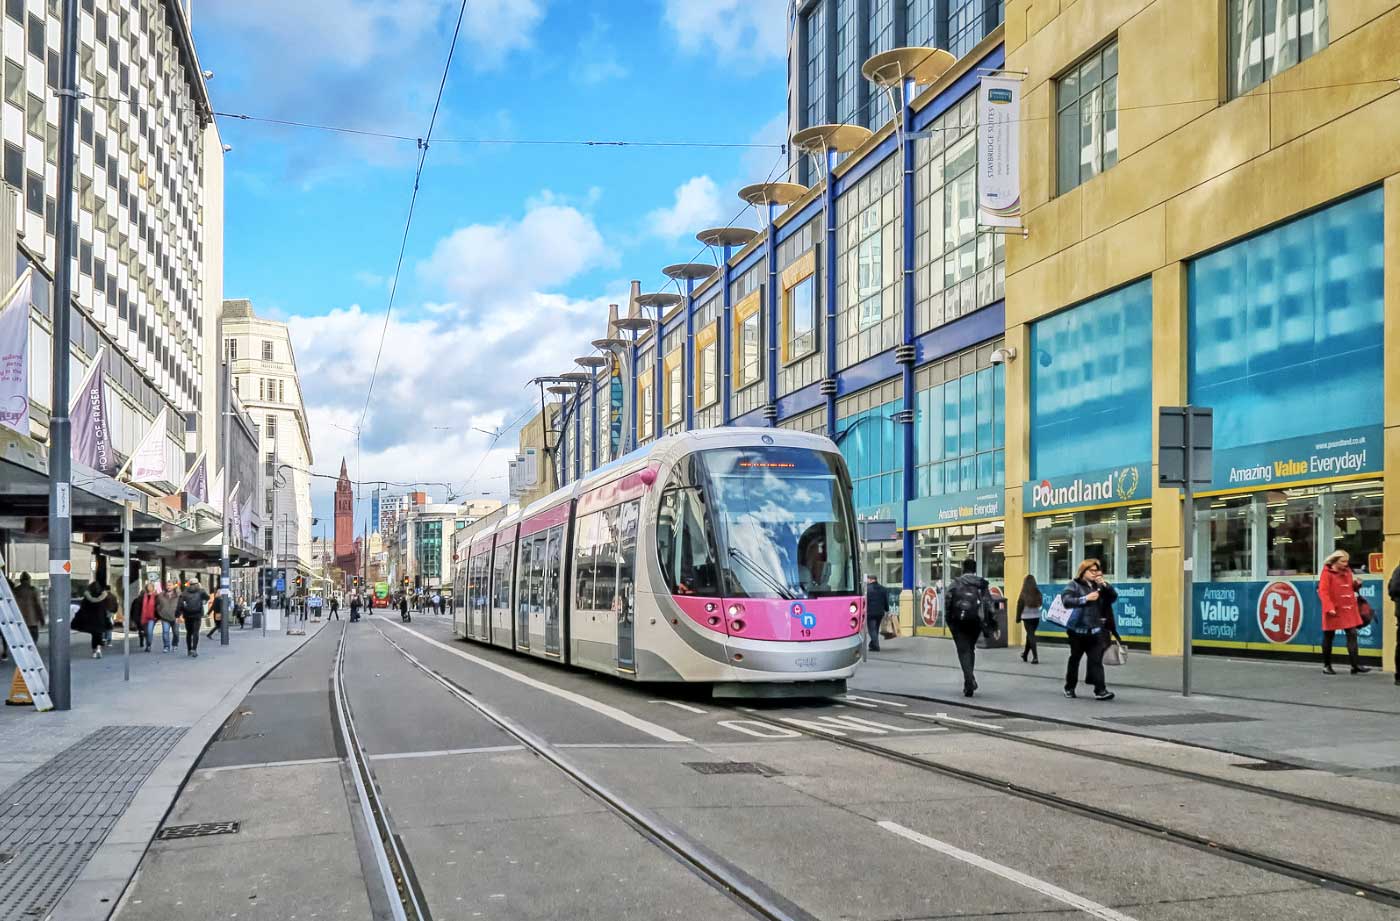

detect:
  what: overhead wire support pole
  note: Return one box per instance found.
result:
[46,0,80,710]
[220,357,231,646]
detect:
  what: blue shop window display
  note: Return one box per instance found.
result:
[836,395,904,514]
[1028,279,1153,480]
[1187,189,1385,656]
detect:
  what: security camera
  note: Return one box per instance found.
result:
[203,70,215,80]
[989,347,1017,365]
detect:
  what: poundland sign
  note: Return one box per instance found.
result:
[1023,463,1150,515]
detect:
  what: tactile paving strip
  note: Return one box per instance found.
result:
[0,725,185,919]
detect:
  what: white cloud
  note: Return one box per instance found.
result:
[462,0,545,70]
[646,175,726,239]
[576,15,628,85]
[418,199,614,307]
[663,0,786,67]
[292,193,626,523]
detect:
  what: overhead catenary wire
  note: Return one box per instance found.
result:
[357,0,471,436]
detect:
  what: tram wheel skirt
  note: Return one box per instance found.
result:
[710,679,846,700]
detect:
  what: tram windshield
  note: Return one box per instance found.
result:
[696,446,858,600]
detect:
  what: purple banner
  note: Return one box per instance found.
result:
[182,454,209,504]
[72,348,115,475]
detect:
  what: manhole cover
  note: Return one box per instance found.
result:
[684,762,779,776]
[156,822,241,840]
[1236,760,1307,772]
[1100,712,1258,728]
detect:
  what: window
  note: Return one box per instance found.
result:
[264,527,273,553]
[265,414,276,439]
[278,380,285,402]
[948,0,1002,57]
[26,94,42,139]
[261,340,273,361]
[867,0,896,126]
[1057,39,1118,194]
[837,157,901,366]
[915,342,1005,498]
[695,324,718,409]
[664,352,683,428]
[834,0,859,126]
[783,273,818,363]
[803,4,826,128]
[225,338,237,359]
[264,453,275,477]
[837,379,903,512]
[637,368,654,440]
[733,291,762,390]
[656,457,720,596]
[25,171,42,215]
[1228,0,1328,98]
[492,542,513,609]
[265,489,274,515]
[4,0,21,24]
[2,142,19,189]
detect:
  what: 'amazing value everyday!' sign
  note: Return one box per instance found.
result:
[1212,425,1381,491]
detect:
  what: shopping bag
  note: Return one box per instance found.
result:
[1104,641,1128,667]
[879,611,900,639]
[1043,594,1072,628]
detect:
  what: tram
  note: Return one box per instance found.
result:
[452,428,865,696]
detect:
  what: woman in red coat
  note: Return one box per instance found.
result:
[1317,550,1370,675]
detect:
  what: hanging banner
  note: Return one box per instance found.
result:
[226,481,241,541]
[239,486,255,543]
[977,76,1023,229]
[0,269,33,435]
[71,347,117,476]
[130,408,170,483]
[209,469,225,514]
[182,453,209,504]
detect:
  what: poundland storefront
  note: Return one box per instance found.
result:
[1184,189,1385,657]
[1024,279,1155,646]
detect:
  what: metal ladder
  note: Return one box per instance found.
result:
[0,574,53,711]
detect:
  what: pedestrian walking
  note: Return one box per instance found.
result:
[1389,562,1400,686]
[399,594,411,623]
[73,580,117,659]
[179,582,210,657]
[2,572,44,662]
[1318,549,1371,675]
[1016,573,1043,664]
[156,582,180,652]
[349,595,361,622]
[1061,559,1119,701]
[863,574,888,652]
[129,581,159,652]
[233,596,247,629]
[944,559,994,697]
[329,596,340,620]
[205,593,224,640]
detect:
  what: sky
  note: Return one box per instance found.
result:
[192,0,789,534]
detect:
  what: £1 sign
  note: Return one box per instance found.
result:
[1257,581,1303,644]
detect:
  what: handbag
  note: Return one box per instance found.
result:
[879,611,901,639]
[1104,641,1128,667]
[1358,598,1374,628]
[1043,594,1072,628]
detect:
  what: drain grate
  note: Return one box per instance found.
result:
[156,822,241,840]
[1236,760,1308,772]
[1100,712,1259,728]
[684,762,779,776]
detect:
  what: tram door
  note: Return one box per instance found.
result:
[615,501,640,672]
[544,526,563,657]
[515,537,532,651]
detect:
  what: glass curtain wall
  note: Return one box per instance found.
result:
[914,340,1005,500]
[836,156,902,369]
[836,378,904,514]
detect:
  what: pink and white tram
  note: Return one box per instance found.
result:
[452,428,865,696]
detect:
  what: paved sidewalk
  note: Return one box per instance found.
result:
[856,635,1400,783]
[0,616,327,921]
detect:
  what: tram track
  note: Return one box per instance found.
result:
[332,625,434,921]
[841,693,1400,827]
[722,702,1400,911]
[369,625,821,921]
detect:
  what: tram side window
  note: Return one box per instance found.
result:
[543,526,562,616]
[516,538,534,615]
[657,461,720,596]
[594,508,620,614]
[617,501,639,614]
[493,543,513,609]
[530,534,548,615]
[574,514,598,610]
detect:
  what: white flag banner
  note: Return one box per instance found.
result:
[0,269,33,435]
[227,482,241,541]
[210,469,226,514]
[977,76,1023,229]
[181,453,209,503]
[130,408,170,483]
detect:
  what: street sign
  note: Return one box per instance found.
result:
[1158,406,1213,487]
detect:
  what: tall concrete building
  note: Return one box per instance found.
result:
[0,0,231,586]
[786,0,1004,181]
[220,298,314,578]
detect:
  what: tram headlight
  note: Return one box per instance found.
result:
[730,619,745,632]
[727,604,743,617]
[849,616,859,629]
[849,602,859,614]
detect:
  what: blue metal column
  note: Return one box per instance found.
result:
[573,388,582,480]
[766,204,779,425]
[590,372,599,470]
[654,318,664,438]
[824,149,839,438]
[629,338,639,450]
[900,76,918,594]
[721,243,734,426]
[684,277,696,430]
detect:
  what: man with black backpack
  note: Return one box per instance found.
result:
[944,558,995,697]
[179,581,210,658]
